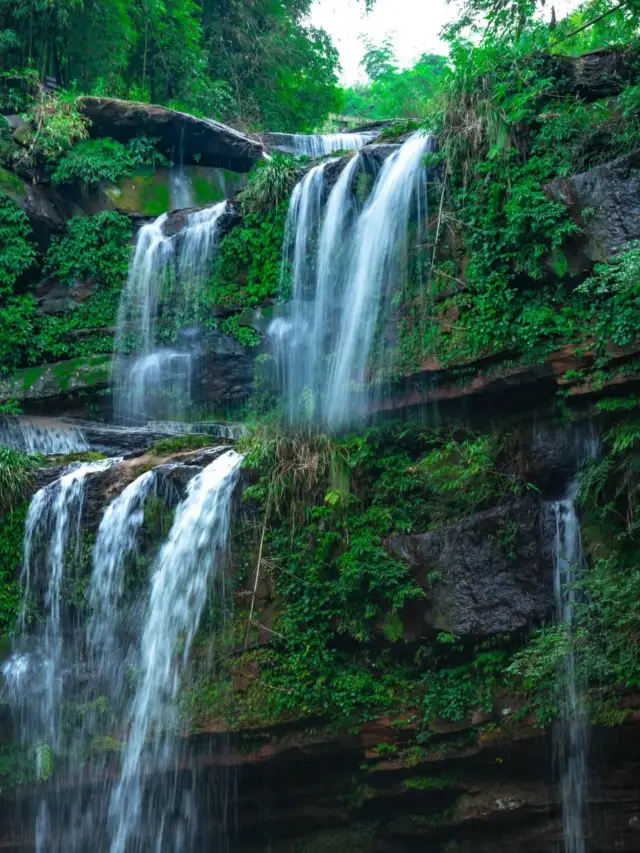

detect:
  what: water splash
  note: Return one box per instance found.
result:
[108,449,243,853]
[113,202,228,424]
[553,486,588,853]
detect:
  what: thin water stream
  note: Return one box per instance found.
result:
[553,486,588,853]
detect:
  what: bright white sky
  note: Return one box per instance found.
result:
[309,0,580,85]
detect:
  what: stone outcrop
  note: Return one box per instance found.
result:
[547,48,638,101]
[545,149,640,265]
[389,497,555,637]
[77,97,265,171]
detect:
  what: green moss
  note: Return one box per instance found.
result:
[53,355,111,392]
[150,433,216,455]
[191,175,224,205]
[107,168,170,216]
[22,365,45,393]
[0,167,25,197]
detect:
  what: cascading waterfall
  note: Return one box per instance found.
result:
[271,131,433,427]
[326,132,431,425]
[108,449,243,853]
[3,457,120,853]
[0,416,88,454]
[113,201,228,424]
[3,448,242,853]
[273,131,376,158]
[553,485,588,853]
[88,469,158,681]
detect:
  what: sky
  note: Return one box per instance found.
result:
[309,0,580,85]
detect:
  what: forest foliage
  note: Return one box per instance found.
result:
[0,0,372,132]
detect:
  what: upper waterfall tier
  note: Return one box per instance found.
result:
[270,131,435,428]
[264,131,379,157]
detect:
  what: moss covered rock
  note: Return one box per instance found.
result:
[104,166,247,216]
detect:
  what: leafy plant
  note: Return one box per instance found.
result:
[52,135,168,184]
[239,154,301,214]
[0,446,39,513]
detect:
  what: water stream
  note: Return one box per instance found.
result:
[553,486,588,853]
[273,131,376,157]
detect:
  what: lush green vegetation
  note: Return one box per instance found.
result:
[394,0,640,377]
[0,0,374,132]
[343,40,447,120]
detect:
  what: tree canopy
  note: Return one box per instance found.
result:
[0,0,374,131]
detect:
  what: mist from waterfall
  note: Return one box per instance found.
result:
[113,202,228,425]
[270,131,432,427]
[553,486,589,853]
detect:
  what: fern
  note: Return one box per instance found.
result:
[36,742,53,782]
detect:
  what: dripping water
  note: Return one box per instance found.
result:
[169,128,195,210]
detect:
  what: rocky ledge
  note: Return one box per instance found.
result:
[77,97,265,171]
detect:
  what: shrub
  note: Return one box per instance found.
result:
[52,135,168,185]
[239,154,301,214]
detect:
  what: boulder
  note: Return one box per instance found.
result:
[0,166,69,248]
[545,150,640,264]
[546,48,637,101]
[388,497,555,637]
[77,97,264,171]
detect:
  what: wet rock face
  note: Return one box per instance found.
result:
[389,497,555,637]
[77,97,264,172]
[545,149,640,265]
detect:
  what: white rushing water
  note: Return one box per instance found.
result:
[553,486,588,853]
[3,457,120,853]
[271,132,432,427]
[88,469,158,680]
[113,202,228,424]
[274,131,376,158]
[0,417,88,454]
[108,449,243,853]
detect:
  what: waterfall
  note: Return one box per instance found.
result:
[169,128,195,210]
[3,457,120,853]
[271,131,432,427]
[553,487,588,853]
[113,202,228,424]
[273,131,376,158]
[0,416,88,454]
[88,469,158,681]
[108,449,243,853]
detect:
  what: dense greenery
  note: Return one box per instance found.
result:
[394,1,640,377]
[0,0,375,131]
[343,40,447,120]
